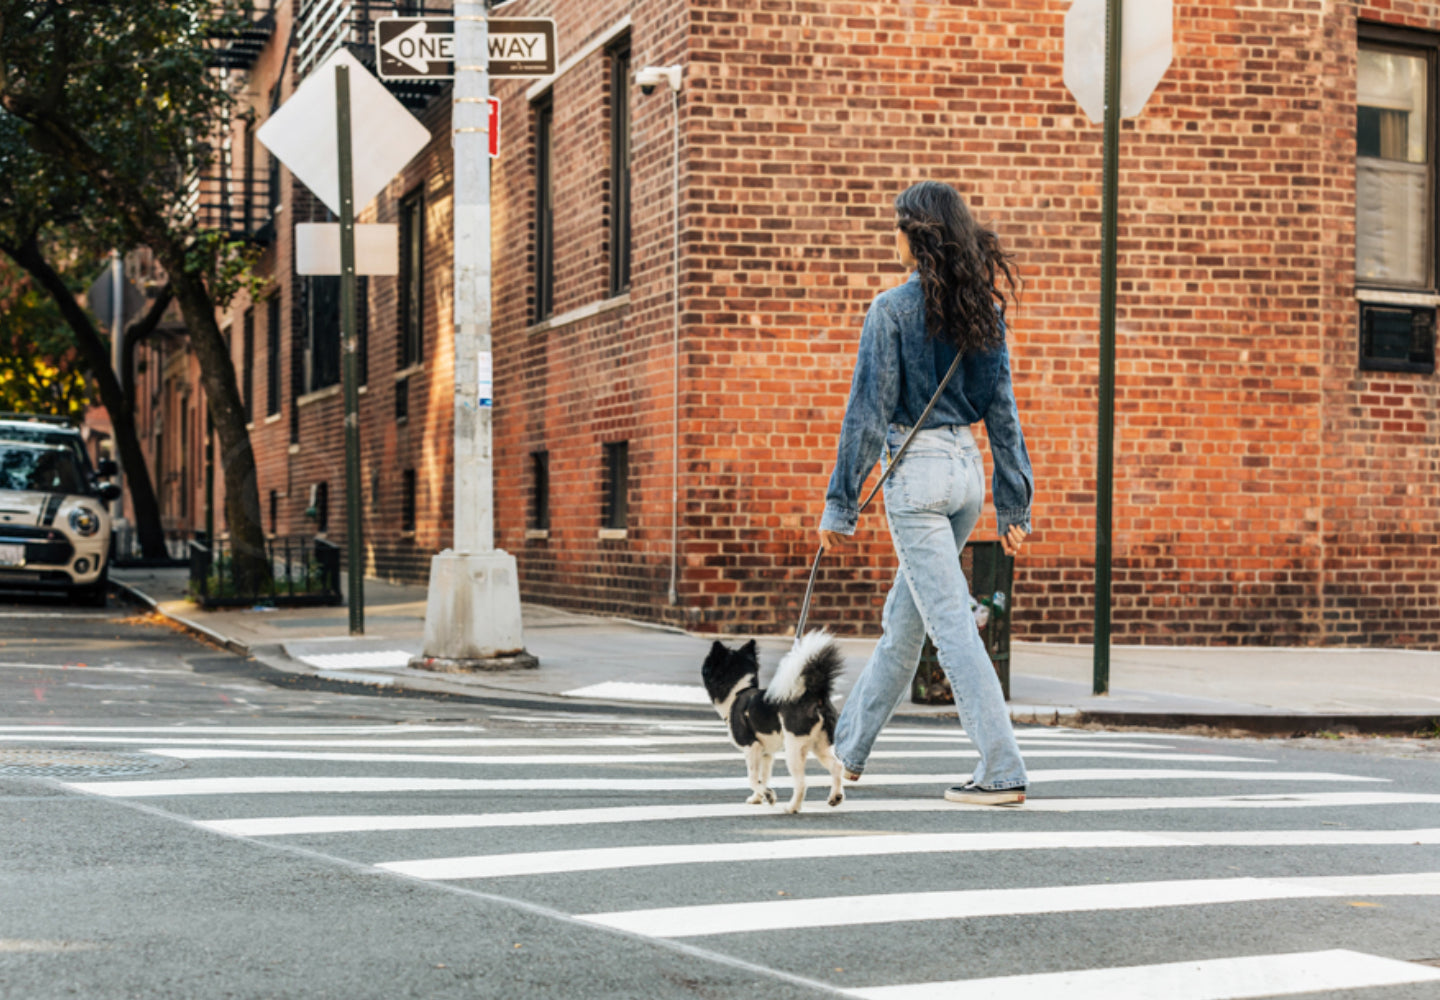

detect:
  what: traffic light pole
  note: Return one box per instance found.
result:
[412,0,536,672]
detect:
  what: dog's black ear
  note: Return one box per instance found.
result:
[742,639,757,652]
[703,640,729,672]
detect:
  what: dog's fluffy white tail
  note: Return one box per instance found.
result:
[765,630,843,704]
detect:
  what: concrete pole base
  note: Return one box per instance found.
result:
[413,548,539,671]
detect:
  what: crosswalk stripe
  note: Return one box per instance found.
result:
[843,949,1440,1000]
[377,828,1440,881]
[0,731,1186,751]
[194,792,1440,837]
[137,747,1270,765]
[0,725,484,735]
[66,769,1387,798]
[580,872,1440,938]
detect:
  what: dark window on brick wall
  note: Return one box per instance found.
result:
[603,441,628,530]
[534,96,555,322]
[398,189,424,368]
[269,489,278,535]
[395,374,409,423]
[1359,303,1436,373]
[242,308,254,421]
[1357,26,1437,291]
[307,275,341,392]
[608,38,632,296]
[401,469,417,533]
[314,481,329,533]
[532,451,549,531]
[266,295,281,416]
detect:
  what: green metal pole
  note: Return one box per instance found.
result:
[1094,0,1122,695]
[336,66,364,636]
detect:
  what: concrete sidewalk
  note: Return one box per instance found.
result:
[110,565,1440,734]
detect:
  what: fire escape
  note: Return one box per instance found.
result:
[297,0,453,108]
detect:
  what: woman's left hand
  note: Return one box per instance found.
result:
[1000,524,1028,556]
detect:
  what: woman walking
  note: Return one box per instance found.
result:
[818,180,1033,805]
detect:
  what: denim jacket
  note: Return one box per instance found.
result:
[821,271,1034,537]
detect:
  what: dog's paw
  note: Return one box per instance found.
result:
[763,788,777,805]
[828,791,844,807]
[745,792,765,805]
[785,800,803,815]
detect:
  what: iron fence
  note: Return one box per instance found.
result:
[188,535,342,608]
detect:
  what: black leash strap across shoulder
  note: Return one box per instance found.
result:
[793,348,967,643]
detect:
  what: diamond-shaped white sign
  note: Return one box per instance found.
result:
[256,48,431,216]
[1063,0,1173,123]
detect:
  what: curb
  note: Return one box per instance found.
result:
[111,579,251,658]
[110,579,1440,738]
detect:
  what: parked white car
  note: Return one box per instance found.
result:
[0,442,120,606]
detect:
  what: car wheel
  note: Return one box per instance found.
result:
[71,569,108,608]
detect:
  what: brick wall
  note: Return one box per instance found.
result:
[481,0,1439,648]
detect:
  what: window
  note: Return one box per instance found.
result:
[398,190,424,368]
[608,38,632,295]
[1357,30,1436,289]
[534,96,555,322]
[1360,303,1436,373]
[532,451,549,531]
[306,275,341,391]
[603,441,628,530]
[269,489,278,535]
[242,308,255,421]
[401,469,417,533]
[266,295,281,416]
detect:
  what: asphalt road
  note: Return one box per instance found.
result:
[2,594,1439,999]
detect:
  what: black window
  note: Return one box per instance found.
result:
[603,441,628,530]
[401,469,417,533]
[534,96,555,322]
[242,308,255,421]
[608,39,632,296]
[1359,303,1436,373]
[398,190,424,368]
[307,275,341,392]
[314,481,329,533]
[532,451,549,531]
[269,489,278,535]
[266,295,281,416]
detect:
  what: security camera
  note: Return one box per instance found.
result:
[635,65,682,96]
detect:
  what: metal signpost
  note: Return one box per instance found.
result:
[1063,0,1173,693]
[257,49,431,635]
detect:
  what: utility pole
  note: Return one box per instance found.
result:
[412,0,537,672]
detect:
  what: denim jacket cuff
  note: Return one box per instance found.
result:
[996,507,1031,537]
[820,504,858,535]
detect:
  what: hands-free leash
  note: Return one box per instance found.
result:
[793,348,968,645]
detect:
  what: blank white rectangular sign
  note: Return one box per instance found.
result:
[296,223,399,276]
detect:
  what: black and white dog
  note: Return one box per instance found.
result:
[700,631,846,813]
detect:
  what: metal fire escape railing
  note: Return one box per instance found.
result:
[297,0,454,106]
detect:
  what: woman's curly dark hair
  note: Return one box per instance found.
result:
[894,181,1020,354]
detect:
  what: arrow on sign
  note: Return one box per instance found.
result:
[381,20,453,75]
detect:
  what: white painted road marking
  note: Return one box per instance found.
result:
[844,949,1440,1000]
[379,828,1440,881]
[66,769,1388,798]
[580,872,1440,938]
[138,747,1270,766]
[195,792,1440,837]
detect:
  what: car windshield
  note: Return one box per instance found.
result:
[0,425,93,474]
[0,445,87,494]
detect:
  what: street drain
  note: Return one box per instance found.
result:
[0,748,185,779]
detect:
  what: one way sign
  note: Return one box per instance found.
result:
[376,17,556,80]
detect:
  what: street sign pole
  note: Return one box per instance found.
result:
[336,66,365,636]
[1093,0,1123,695]
[411,0,536,671]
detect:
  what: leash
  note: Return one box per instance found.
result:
[793,347,968,644]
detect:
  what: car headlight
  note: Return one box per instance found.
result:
[68,507,102,537]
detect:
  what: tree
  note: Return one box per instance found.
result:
[0,1,270,589]
[0,256,91,419]
[0,111,172,560]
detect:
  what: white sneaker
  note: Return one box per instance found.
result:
[945,782,1026,806]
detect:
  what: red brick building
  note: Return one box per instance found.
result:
[147,1,1440,648]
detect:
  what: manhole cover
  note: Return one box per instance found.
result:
[0,749,185,778]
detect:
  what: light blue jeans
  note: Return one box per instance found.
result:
[834,425,1028,791]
